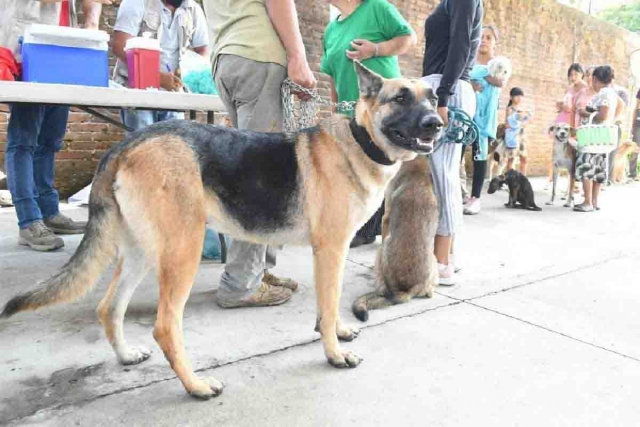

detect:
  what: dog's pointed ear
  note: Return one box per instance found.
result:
[354,60,383,99]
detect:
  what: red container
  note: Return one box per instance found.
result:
[124,36,160,89]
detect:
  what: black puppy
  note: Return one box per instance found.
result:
[487,169,542,211]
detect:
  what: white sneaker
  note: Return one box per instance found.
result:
[438,263,456,286]
[463,198,481,215]
[450,254,462,273]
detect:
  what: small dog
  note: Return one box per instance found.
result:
[547,124,577,207]
[487,56,513,81]
[611,141,640,184]
[488,169,542,211]
[351,156,438,322]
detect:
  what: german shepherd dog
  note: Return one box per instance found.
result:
[488,169,542,211]
[1,62,444,400]
[352,156,438,322]
[547,124,577,207]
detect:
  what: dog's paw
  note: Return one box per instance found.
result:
[327,349,363,369]
[337,325,360,342]
[563,202,572,208]
[545,201,554,206]
[118,346,152,365]
[188,377,224,400]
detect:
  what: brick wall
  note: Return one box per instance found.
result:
[1,0,640,198]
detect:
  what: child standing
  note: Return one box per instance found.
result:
[505,87,534,175]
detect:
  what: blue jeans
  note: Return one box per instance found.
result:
[5,104,69,229]
[120,109,184,133]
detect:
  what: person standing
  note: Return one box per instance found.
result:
[463,25,506,216]
[1,0,103,252]
[545,63,587,191]
[421,0,483,286]
[321,0,416,247]
[204,0,316,308]
[574,65,621,212]
[112,0,210,131]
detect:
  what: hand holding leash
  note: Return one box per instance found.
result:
[287,56,316,101]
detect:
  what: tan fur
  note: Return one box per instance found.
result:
[612,141,640,184]
[2,63,442,399]
[352,157,439,322]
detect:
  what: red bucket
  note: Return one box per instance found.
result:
[124,36,160,89]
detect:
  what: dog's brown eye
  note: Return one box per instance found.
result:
[429,98,437,107]
[395,95,406,104]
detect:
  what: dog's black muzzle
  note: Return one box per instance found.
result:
[386,112,443,155]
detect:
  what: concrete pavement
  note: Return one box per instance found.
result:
[0,177,639,426]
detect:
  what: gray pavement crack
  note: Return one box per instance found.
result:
[466,301,640,363]
[435,251,628,303]
[8,251,635,424]
[8,299,462,425]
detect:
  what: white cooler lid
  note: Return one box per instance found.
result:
[124,36,161,52]
[24,24,109,51]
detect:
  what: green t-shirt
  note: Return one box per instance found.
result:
[321,0,414,116]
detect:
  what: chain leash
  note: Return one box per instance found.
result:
[281,78,356,132]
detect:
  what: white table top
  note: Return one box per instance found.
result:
[0,81,225,112]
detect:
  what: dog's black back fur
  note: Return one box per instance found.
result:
[487,169,541,211]
[99,120,302,232]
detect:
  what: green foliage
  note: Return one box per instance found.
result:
[598,1,640,33]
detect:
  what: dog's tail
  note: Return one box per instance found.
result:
[1,157,121,318]
[351,291,412,322]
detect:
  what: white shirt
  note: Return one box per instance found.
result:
[114,0,209,72]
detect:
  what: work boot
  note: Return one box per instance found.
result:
[44,213,87,235]
[216,281,292,308]
[19,221,64,252]
[263,271,299,291]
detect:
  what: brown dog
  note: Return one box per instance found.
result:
[546,124,577,207]
[612,141,640,184]
[352,156,438,322]
[1,61,444,400]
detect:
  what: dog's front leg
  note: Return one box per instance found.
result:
[506,187,516,208]
[313,244,362,368]
[547,168,558,205]
[564,172,575,208]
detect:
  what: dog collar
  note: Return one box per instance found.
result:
[349,119,396,166]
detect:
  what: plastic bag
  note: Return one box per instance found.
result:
[180,50,218,95]
[202,227,229,261]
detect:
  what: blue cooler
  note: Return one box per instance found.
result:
[22,24,109,87]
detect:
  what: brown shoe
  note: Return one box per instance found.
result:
[216,282,292,308]
[263,272,299,292]
[44,213,87,235]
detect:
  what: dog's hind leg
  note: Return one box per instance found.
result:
[314,243,362,368]
[97,237,151,365]
[153,222,224,400]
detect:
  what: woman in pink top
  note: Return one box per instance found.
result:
[573,66,597,129]
[546,64,587,187]
[555,63,587,127]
